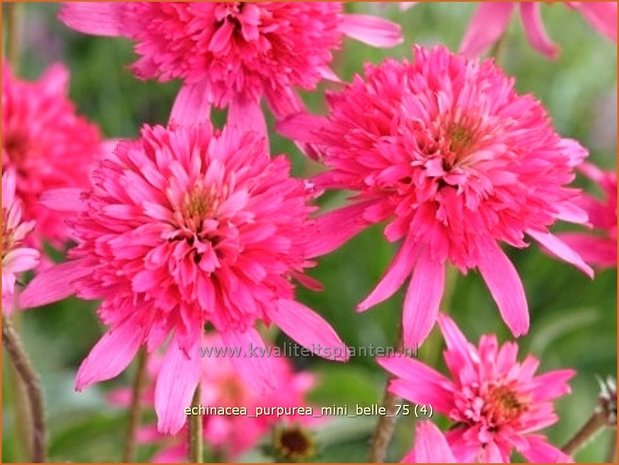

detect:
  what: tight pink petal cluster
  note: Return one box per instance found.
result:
[559,163,617,269]
[109,334,317,462]
[379,315,574,463]
[20,122,347,434]
[59,2,402,134]
[280,45,593,347]
[460,2,617,59]
[2,62,102,245]
[2,170,39,314]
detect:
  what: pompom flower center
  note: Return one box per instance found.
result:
[483,383,528,425]
[181,184,220,229]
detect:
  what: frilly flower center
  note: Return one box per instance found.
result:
[181,184,221,231]
[273,424,316,462]
[483,383,527,425]
[441,121,480,170]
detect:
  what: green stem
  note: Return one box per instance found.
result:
[2,313,46,462]
[490,30,508,65]
[189,385,203,463]
[606,432,617,463]
[122,348,148,462]
[561,410,606,456]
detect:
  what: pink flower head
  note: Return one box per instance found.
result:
[559,163,617,268]
[110,334,318,462]
[2,170,39,314]
[401,421,457,463]
[460,2,617,59]
[20,122,347,434]
[59,2,402,134]
[379,314,575,463]
[2,62,102,244]
[279,45,592,347]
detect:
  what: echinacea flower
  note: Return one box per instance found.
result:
[401,421,457,463]
[378,314,575,463]
[59,2,402,134]
[109,334,318,462]
[2,62,102,245]
[2,170,39,314]
[279,45,593,347]
[20,122,347,434]
[460,2,617,59]
[559,163,617,268]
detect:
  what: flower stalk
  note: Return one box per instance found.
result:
[189,385,203,463]
[2,312,46,462]
[122,348,148,462]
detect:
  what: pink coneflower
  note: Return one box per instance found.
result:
[379,314,575,463]
[559,163,617,269]
[2,170,39,314]
[20,122,347,434]
[59,2,402,134]
[2,62,102,245]
[110,334,318,462]
[402,421,457,463]
[460,2,617,59]
[279,45,593,347]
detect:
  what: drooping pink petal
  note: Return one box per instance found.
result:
[276,113,329,146]
[271,299,349,362]
[558,233,616,269]
[59,3,125,37]
[169,81,211,126]
[570,2,617,41]
[3,249,40,274]
[19,260,88,309]
[220,328,274,393]
[477,242,529,337]
[459,3,515,56]
[519,3,560,58]
[75,319,144,391]
[528,229,594,277]
[40,188,87,212]
[402,248,445,347]
[518,435,575,463]
[437,314,473,358]
[228,95,267,139]
[357,233,419,312]
[305,202,373,258]
[155,337,201,434]
[377,357,454,413]
[404,421,457,463]
[338,14,403,48]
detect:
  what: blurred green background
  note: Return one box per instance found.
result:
[2,2,617,463]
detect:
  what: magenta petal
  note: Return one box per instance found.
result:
[459,3,515,56]
[169,82,211,126]
[530,369,575,402]
[59,3,125,37]
[276,113,329,145]
[75,320,144,391]
[402,248,445,347]
[40,188,87,212]
[228,95,267,140]
[572,2,617,41]
[558,233,616,269]
[220,328,275,393]
[528,229,594,278]
[155,337,201,434]
[338,14,403,48]
[478,242,529,337]
[409,421,457,463]
[357,234,419,312]
[19,260,88,309]
[519,3,560,58]
[272,299,349,362]
[518,435,574,463]
[376,357,453,413]
[304,202,372,258]
[437,314,470,355]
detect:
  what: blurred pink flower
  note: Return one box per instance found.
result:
[279,45,592,347]
[460,2,617,59]
[59,2,402,134]
[559,163,617,269]
[2,170,39,314]
[20,122,347,434]
[2,62,102,245]
[401,421,457,463]
[379,314,575,463]
[110,334,318,462]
